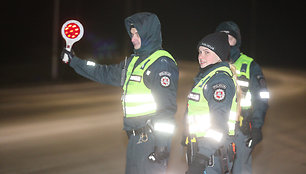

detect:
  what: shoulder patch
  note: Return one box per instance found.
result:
[160,76,171,87]
[213,87,226,102]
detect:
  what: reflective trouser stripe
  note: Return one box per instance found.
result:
[260,91,270,99]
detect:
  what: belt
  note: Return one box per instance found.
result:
[126,125,152,136]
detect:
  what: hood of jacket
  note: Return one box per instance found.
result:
[125,12,162,58]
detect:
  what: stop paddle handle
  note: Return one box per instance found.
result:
[61,20,84,62]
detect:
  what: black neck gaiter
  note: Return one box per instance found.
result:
[229,45,241,63]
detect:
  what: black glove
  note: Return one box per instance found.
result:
[248,127,263,149]
[240,117,251,135]
[60,48,75,64]
[186,153,209,174]
[148,146,169,163]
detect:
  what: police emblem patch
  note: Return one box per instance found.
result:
[160,76,170,87]
[214,88,225,101]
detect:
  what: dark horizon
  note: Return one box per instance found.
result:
[1,0,305,86]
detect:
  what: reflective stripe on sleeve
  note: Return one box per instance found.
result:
[241,91,252,107]
[154,122,175,134]
[86,61,96,66]
[260,91,270,99]
[228,111,237,135]
[237,80,249,87]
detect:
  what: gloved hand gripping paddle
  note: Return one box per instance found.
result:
[61,20,84,63]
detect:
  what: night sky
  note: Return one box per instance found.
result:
[1,0,305,86]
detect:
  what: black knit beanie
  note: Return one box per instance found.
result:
[215,21,241,46]
[197,32,230,61]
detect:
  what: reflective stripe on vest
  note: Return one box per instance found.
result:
[187,66,238,140]
[234,53,253,109]
[122,50,176,118]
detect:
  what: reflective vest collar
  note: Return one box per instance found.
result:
[234,53,253,80]
[123,50,176,91]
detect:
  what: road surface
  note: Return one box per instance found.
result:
[1,61,305,174]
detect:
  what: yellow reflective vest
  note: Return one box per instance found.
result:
[233,53,253,110]
[122,50,176,118]
[187,66,238,139]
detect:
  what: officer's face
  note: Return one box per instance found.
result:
[198,46,221,68]
[228,34,237,46]
[130,28,141,50]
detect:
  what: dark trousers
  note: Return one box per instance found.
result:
[232,130,252,174]
[125,132,169,174]
[205,155,233,174]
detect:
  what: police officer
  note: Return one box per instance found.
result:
[215,21,269,174]
[60,12,178,174]
[185,32,238,174]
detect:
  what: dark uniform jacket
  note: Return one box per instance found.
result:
[69,12,178,147]
[191,62,236,157]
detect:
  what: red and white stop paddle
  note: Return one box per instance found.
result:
[61,20,84,63]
